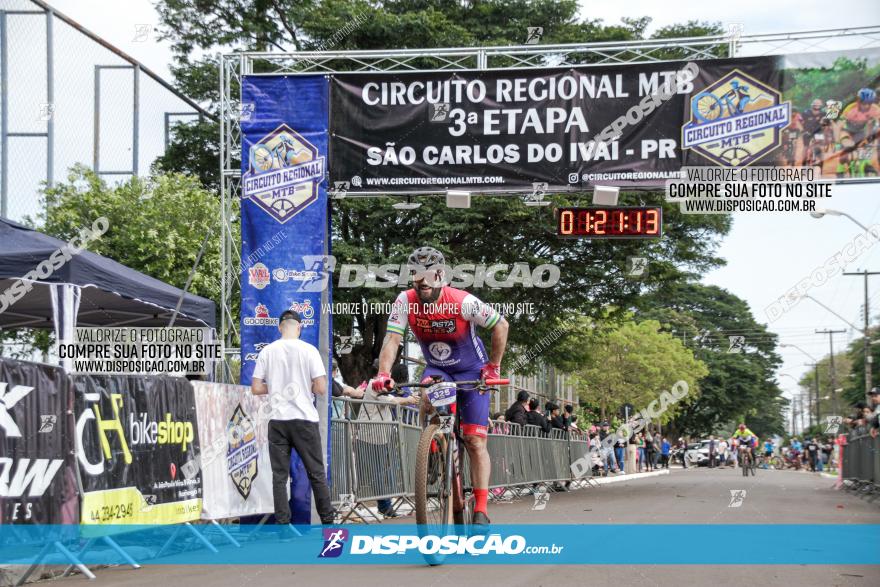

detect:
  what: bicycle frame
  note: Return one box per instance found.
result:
[398,376,508,523]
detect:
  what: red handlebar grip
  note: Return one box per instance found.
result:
[485,378,510,386]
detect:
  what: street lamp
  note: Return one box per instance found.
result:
[810,208,874,233]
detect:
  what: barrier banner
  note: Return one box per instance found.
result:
[192,381,274,520]
[74,374,202,525]
[0,358,77,524]
[330,47,880,190]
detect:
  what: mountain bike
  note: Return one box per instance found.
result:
[396,375,508,566]
[739,444,756,477]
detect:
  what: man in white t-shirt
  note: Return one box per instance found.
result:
[251,309,334,525]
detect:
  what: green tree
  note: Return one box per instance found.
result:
[572,318,708,423]
[639,282,787,438]
[33,166,228,322]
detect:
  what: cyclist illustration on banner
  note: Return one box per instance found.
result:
[682,70,791,167]
[242,124,326,223]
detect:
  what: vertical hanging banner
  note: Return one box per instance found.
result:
[74,374,202,525]
[192,381,274,520]
[240,75,332,524]
[0,358,77,525]
[239,75,330,386]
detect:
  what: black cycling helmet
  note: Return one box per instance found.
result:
[408,246,445,268]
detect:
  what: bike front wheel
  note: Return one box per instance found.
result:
[415,424,453,565]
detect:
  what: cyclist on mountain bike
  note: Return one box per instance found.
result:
[373,246,509,527]
[841,88,880,146]
[732,423,758,462]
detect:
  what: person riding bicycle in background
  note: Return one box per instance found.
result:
[373,246,510,528]
[732,423,758,462]
[841,88,880,146]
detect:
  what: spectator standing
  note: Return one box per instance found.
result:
[636,432,646,472]
[660,437,671,468]
[599,421,617,473]
[251,310,335,526]
[357,363,418,517]
[526,398,551,436]
[644,431,655,472]
[625,432,638,474]
[708,435,716,468]
[331,360,364,419]
[504,390,530,429]
[614,433,627,472]
[718,438,729,468]
[678,437,688,468]
[805,437,820,472]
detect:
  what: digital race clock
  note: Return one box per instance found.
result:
[557,206,662,238]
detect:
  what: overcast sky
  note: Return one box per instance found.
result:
[33,0,880,421]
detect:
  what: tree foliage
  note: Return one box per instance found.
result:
[639,282,787,438]
[572,318,708,423]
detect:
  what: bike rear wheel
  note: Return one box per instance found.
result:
[415,424,453,565]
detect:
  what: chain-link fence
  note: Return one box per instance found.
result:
[0,0,209,222]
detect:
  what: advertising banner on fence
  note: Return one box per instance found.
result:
[192,381,274,520]
[0,358,77,525]
[330,48,880,191]
[74,374,202,525]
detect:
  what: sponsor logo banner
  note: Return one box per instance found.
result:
[330,48,880,190]
[239,75,330,393]
[0,358,77,525]
[73,373,203,526]
[192,381,274,520]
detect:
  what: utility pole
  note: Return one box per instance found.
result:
[805,362,820,429]
[816,328,846,418]
[843,270,880,405]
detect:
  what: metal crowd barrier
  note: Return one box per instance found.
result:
[329,397,602,518]
[841,427,879,494]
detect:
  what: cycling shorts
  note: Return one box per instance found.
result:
[423,365,489,438]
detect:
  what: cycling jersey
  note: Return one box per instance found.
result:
[387,286,500,373]
[842,103,880,131]
[733,428,758,447]
[386,286,502,437]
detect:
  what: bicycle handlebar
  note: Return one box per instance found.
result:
[395,377,510,389]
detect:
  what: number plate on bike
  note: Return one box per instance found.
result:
[426,382,457,407]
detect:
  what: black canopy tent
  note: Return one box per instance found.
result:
[0,218,215,340]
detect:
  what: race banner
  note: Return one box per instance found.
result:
[239,74,332,524]
[239,75,330,386]
[73,374,202,525]
[0,358,77,525]
[192,382,274,520]
[329,48,880,191]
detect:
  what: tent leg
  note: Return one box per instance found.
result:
[102,536,141,568]
[210,520,241,547]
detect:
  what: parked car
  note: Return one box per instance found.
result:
[686,440,714,467]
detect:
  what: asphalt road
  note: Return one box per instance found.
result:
[44,467,880,587]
